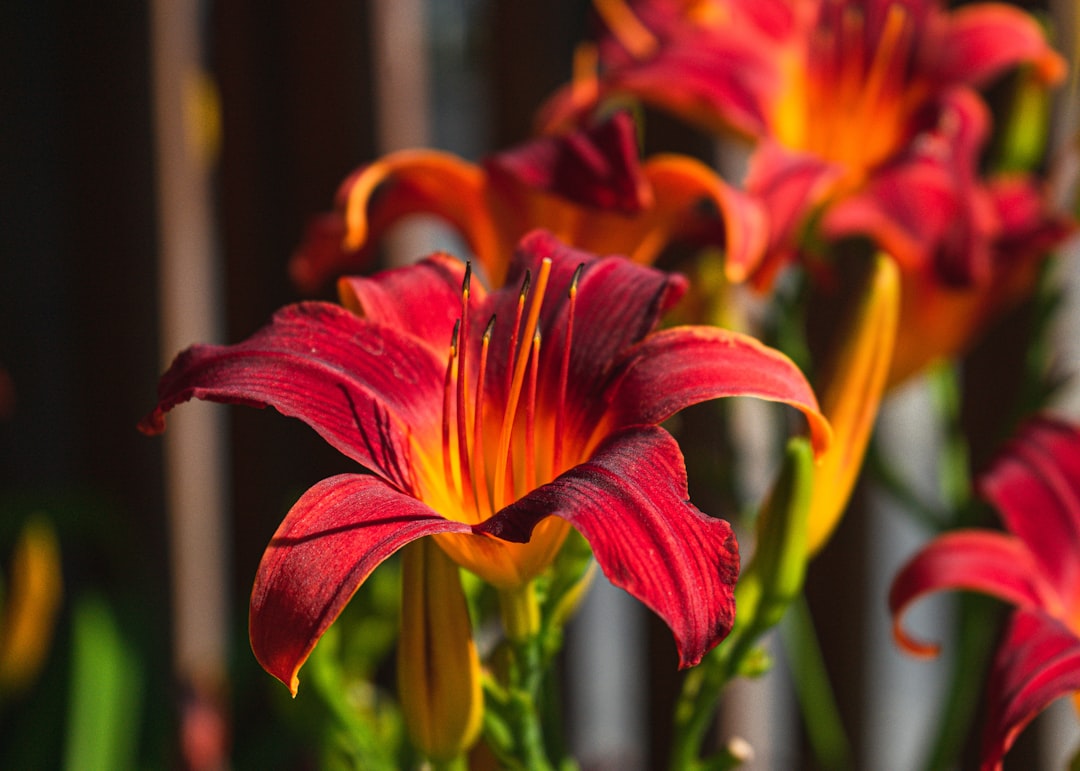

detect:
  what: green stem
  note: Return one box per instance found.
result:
[431,755,469,771]
[928,364,970,513]
[498,583,541,643]
[920,593,1000,770]
[781,595,853,771]
[671,623,762,768]
[671,651,728,769]
[485,581,559,771]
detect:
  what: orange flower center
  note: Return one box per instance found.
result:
[419,258,585,587]
[773,2,923,189]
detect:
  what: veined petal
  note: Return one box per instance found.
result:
[978,417,1080,606]
[337,251,475,350]
[602,325,831,456]
[888,530,1064,657]
[929,3,1067,88]
[138,303,445,488]
[480,426,739,667]
[249,474,471,695]
[979,609,1080,771]
[498,232,688,440]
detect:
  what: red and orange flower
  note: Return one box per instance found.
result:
[540,0,1072,383]
[291,111,764,292]
[141,231,829,693]
[890,416,1080,771]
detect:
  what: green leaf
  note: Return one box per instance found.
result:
[64,594,143,771]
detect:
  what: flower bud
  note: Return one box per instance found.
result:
[807,253,899,555]
[397,539,482,762]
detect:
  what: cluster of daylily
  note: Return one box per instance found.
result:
[143,0,1078,768]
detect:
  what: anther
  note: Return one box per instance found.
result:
[553,264,583,476]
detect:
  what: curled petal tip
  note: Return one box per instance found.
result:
[137,410,166,436]
[892,618,941,660]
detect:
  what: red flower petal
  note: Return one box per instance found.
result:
[484,112,650,215]
[978,417,1080,607]
[495,231,688,441]
[743,143,842,288]
[537,21,776,138]
[337,251,475,350]
[139,302,445,488]
[979,609,1080,771]
[927,3,1067,88]
[480,426,738,667]
[249,474,471,694]
[289,151,499,293]
[602,325,831,456]
[888,530,1063,657]
[822,89,997,285]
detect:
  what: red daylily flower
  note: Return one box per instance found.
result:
[541,0,1071,382]
[290,111,764,292]
[141,231,830,693]
[548,5,1062,276]
[882,170,1075,384]
[890,416,1080,770]
[799,90,1075,384]
[542,0,1062,178]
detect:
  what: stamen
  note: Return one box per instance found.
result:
[593,0,658,60]
[470,316,496,520]
[494,257,552,510]
[819,3,865,160]
[804,22,836,155]
[497,273,529,504]
[523,326,541,496]
[442,320,463,500]
[455,263,476,514]
[855,4,909,128]
[571,43,600,115]
[552,264,583,476]
[504,271,530,400]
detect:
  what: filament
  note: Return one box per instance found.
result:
[552,264,582,476]
[455,264,477,514]
[523,327,541,496]
[494,257,552,510]
[441,320,463,500]
[470,316,496,520]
